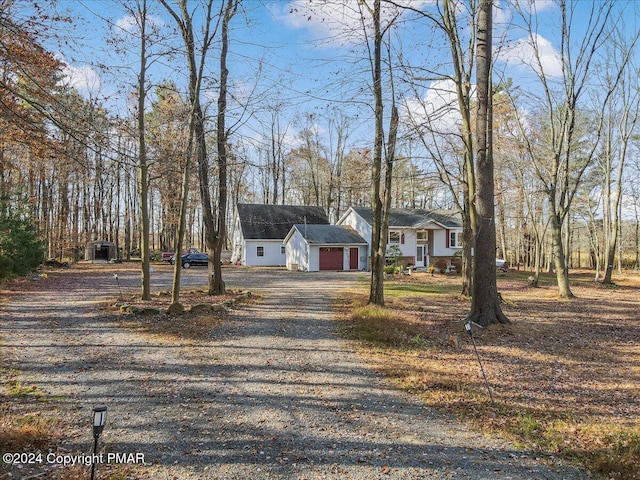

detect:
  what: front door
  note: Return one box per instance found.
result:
[349,247,358,270]
[416,245,427,267]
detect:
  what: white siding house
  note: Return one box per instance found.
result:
[337,207,463,268]
[231,204,329,267]
[284,224,368,272]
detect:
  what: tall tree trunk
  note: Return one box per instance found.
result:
[137,0,151,300]
[211,0,238,295]
[368,0,385,306]
[550,210,574,297]
[468,0,509,326]
[443,0,476,297]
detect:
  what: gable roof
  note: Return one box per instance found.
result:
[350,207,462,229]
[286,224,368,245]
[237,203,329,240]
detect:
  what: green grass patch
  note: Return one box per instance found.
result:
[384,282,460,298]
[6,379,46,398]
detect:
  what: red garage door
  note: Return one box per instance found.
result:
[319,247,344,270]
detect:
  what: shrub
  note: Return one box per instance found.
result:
[0,212,45,280]
[385,244,403,266]
[434,258,448,272]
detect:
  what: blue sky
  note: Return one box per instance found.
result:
[44,0,640,157]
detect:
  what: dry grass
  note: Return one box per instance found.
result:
[113,288,258,342]
[341,269,640,479]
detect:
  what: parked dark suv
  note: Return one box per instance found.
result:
[170,253,209,268]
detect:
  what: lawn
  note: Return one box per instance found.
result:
[342,269,640,479]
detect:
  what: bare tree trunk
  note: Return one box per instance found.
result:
[468,0,509,326]
[550,210,574,298]
[211,0,238,295]
[368,0,385,306]
[137,0,151,300]
[443,0,477,297]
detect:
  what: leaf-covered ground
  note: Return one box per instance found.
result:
[344,269,640,479]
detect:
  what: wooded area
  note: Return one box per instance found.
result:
[2,0,640,300]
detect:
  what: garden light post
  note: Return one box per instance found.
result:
[113,274,123,301]
[91,405,107,480]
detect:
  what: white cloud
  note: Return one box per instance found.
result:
[62,64,102,93]
[282,0,433,47]
[114,14,165,35]
[403,79,469,135]
[55,53,102,97]
[497,33,563,77]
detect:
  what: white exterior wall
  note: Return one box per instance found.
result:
[244,240,286,266]
[285,230,309,271]
[432,229,463,256]
[339,209,372,245]
[386,228,416,258]
[308,245,321,272]
[286,235,368,272]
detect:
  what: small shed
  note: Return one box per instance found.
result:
[85,240,118,262]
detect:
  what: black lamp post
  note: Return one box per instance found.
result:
[91,405,107,480]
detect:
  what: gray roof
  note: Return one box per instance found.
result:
[351,207,462,229]
[290,224,367,245]
[237,204,329,240]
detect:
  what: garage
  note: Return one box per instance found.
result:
[284,225,367,272]
[319,247,344,270]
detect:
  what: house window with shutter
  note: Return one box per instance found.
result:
[257,246,264,257]
[449,231,462,248]
[388,231,404,244]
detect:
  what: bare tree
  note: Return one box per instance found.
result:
[161,0,239,297]
[468,0,509,326]
[134,0,152,300]
[511,0,630,298]
[597,34,640,283]
[399,0,479,297]
[362,0,400,306]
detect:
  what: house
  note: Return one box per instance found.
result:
[231,203,329,266]
[337,207,463,268]
[284,224,368,272]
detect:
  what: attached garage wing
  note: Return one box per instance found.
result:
[319,247,343,270]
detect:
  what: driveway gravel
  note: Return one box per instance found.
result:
[1,264,590,479]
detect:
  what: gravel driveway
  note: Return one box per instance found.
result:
[1,265,589,479]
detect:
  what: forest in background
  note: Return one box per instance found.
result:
[2,0,640,283]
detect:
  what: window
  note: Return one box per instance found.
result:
[417,231,427,244]
[281,246,286,254]
[388,231,405,244]
[257,246,264,257]
[449,231,462,248]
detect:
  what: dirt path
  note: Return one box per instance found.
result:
[1,265,589,479]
